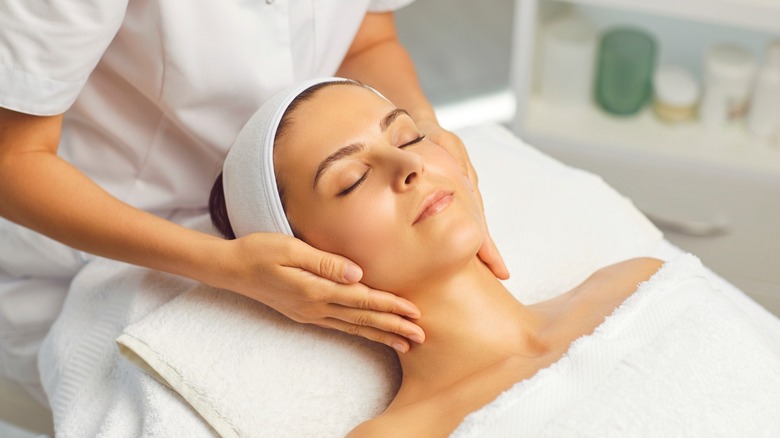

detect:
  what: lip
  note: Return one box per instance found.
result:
[413,190,454,225]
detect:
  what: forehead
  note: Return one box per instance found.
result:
[275,84,395,169]
[294,84,393,128]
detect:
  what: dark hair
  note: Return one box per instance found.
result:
[209,80,367,239]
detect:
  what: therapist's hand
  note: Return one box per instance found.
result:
[420,123,510,280]
[213,233,425,353]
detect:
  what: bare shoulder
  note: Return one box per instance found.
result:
[600,257,665,279]
[345,411,419,438]
[588,257,665,298]
[346,400,451,438]
[345,417,386,438]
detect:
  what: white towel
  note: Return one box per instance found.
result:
[37,256,216,437]
[451,254,780,437]
[117,282,400,438]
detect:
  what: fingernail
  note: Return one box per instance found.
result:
[404,306,421,319]
[344,264,362,282]
[410,334,424,344]
[392,342,408,353]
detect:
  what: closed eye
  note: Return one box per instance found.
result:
[399,135,425,149]
[338,170,370,196]
[337,135,424,196]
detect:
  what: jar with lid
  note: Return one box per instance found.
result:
[699,43,756,128]
[595,27,657,116]
[652,66,700,124]
[539,14,599,108]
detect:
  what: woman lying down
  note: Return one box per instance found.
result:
[209,78,780,437]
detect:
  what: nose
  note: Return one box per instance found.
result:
[390,148,424,192]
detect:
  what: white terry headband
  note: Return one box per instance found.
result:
[222,77,356,238]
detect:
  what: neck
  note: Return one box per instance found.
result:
[394,257,550,402]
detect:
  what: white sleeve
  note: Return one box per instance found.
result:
[0,0,129,115]
[368,0,415,12]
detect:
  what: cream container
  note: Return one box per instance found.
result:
[539,14,599,108]
[699,44,756,128]
[652,65,700,124]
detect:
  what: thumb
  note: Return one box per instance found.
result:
[294,244,364,284]
[479,234,510,280]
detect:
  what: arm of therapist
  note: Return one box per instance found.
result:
[336,12,509,280]
[0,108,425,353]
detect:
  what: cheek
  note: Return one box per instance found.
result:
[423,146,483,218]
[423,144,463,174]
[297,197,403,275]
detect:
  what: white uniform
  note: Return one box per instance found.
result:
[0,0,413,405]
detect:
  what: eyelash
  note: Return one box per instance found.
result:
[339,170,370,196]
[399,135,425,149]
[338,135,425,196]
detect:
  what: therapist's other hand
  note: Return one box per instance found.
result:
[215,233,425,353]
[420,124,510,280]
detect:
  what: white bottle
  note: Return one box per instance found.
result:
[699,44,756,128]
[746,42,780,144]
[539,14,598,108]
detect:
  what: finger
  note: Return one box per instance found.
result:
[320,318,413,353]
[329,305,425,344]
[330,285,421,320]
[449,141,472,178]
[288,241,364,284]
[429,129,472,176]
[478,233,510,280]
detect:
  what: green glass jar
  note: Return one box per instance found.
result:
[595,27,657,116]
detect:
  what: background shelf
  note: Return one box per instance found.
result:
[511,0,780,314]
[556,0,780,34]
[524,96,780,181]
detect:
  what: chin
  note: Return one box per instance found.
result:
[437,220,484,263]
[408,216,485,284]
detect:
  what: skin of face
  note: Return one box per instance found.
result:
[274,85,485,293]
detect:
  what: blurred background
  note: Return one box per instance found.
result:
[397,0,780,316]
[396,0,516,128]
[397,0,513,105]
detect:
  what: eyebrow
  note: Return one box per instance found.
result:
[312,108,411,189]
[380,108,410,132]
[312,142,365,189]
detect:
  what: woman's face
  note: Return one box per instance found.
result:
[274,84,484,292]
